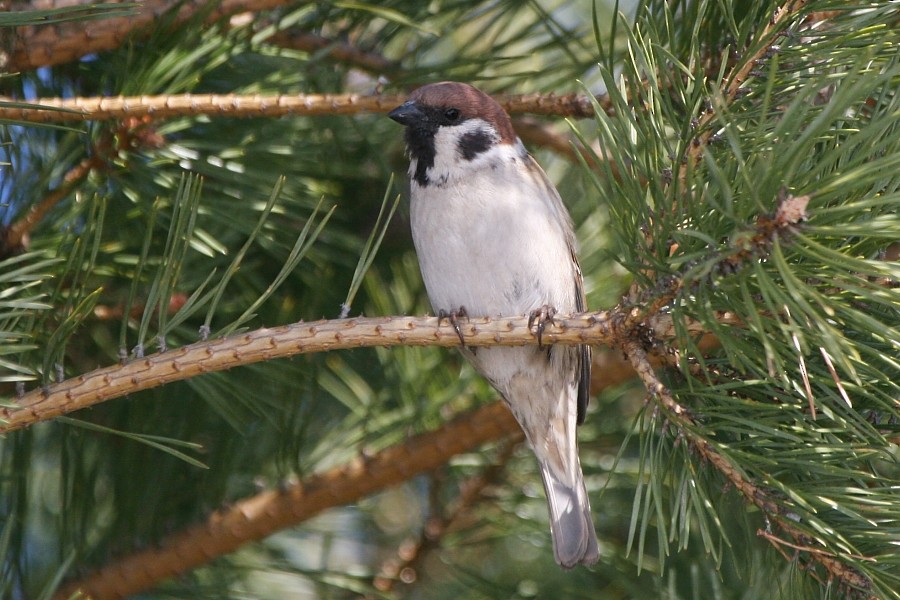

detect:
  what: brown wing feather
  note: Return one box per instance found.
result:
[572,248,591,425]
[522,152,592,424]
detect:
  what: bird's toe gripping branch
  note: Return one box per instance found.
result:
[438,306,469,347]
[528,304,558,350]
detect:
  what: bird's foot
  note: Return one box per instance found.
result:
[438,306,468,347]
[528,304,558,350]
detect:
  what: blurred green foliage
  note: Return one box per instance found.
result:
[0,1,898,599]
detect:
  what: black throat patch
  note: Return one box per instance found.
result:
[404,127,436,187]
[402,115,496,187]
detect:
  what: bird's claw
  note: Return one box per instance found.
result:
[438,306,468,347]
[528,304,557,350]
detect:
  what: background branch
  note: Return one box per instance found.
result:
[371,441,519,595]
[54,401,522,600]
[0,154,103,257]
[53,343,649,598]
[6,0,296,72]
[264,29,400,76]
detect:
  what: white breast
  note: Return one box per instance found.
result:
[409,140,578,318]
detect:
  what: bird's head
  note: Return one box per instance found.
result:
[389,82,519,187]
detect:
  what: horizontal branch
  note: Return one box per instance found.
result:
[0,311,625,433]
[54,344,645,598]
[0,91,603,124]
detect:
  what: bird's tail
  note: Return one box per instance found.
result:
[538,457,600,569]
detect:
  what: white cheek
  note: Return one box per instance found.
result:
[429,119,498,183]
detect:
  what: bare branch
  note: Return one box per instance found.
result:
[0,91,603,124]
[0,311,623,433]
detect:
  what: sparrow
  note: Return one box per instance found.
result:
[388,81,599,568]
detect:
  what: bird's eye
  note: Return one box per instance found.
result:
[444,108,460,121]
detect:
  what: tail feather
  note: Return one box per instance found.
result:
[539,461,600,569]
[472,346,598,568]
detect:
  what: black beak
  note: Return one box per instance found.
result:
[388,101,426,127]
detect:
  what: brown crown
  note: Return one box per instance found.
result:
[408,82,517,144]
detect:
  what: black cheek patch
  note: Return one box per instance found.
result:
[458,130,494,160]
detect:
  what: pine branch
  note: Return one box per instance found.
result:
[53,401,522,600]
[0,154,103,258]
[0,310,625,433]
[49,332,653,598]
[1,192,806,438]
[5,0,296,72]
[684,0,809,168]
[265,29,400,76]
[45,300,878,597]
[54,347,643,598]
[2,283,741,433]
[0,95,602,253]
[0,91,602,124]
[371,441,519,595]
[624,339,875,597]
[0,116,164,258]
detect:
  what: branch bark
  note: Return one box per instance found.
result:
[1,311,626,433]
[52,343,651,599]
[0,91,603,124]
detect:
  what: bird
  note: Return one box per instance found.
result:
[388,81,599,568]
